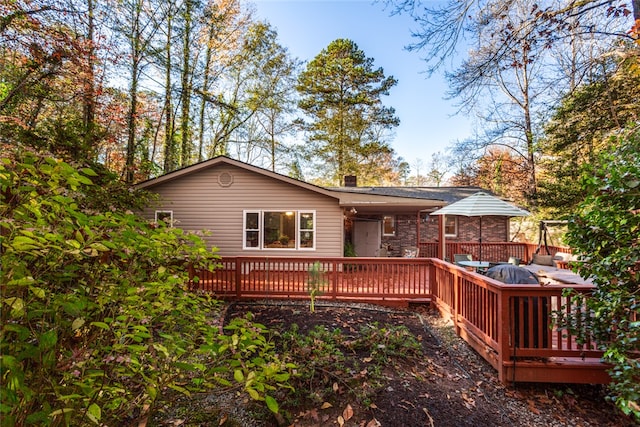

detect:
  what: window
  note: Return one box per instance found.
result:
[299,212,315,248]
[243,210,315,250]
[444,216,457,237]
[155,210,173,226]
[382,215,396,236]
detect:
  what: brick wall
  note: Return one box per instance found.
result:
[379,214,510,257]
[418,215,509,242]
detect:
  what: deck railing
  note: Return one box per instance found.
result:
[428,258,608,384]
[190,256,430,304]
[418,241,571,263]
[189,255,610,385]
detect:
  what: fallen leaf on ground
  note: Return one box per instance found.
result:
[366,418,381,427]
[343,404,354,421]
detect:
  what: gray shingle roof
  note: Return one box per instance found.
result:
[327,186,491,204]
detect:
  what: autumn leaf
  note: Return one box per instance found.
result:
[321,402,333,409]
[342,404,353,421]
[337,415,345,426]
[366,418,381,427]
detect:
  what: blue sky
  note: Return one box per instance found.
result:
[252,0,474,171]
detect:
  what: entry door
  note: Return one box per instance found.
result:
[353,221,381,257]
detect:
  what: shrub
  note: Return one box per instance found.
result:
[565,127,640,421]
[0,148,292,425]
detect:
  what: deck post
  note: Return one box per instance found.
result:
[497,288,511,384]
[235,257,242,298]
[453,268,461,335]
[331,259,338,300]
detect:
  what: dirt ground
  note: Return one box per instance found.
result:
[151,300,639,427]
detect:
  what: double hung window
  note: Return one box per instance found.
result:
[244,210,315,250]
[444,216,458,237]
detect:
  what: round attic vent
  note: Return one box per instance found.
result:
[218,171,233,187]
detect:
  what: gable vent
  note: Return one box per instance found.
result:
[218,171,233,187]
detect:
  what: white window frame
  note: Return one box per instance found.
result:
[155,210,174,227]
[298,210,316,251]
[444,215,458,237]
[243,211,261,250]
[382,215,396,236]
[242,210,316,250]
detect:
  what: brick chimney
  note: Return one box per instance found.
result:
[344,175,357,187]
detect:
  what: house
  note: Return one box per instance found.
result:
[136,156,512,258]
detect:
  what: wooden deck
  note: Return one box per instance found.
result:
[189,255,611,385]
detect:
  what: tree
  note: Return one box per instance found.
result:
[563,126,640,422]
[425,152,449,186]
[179,0,195,167]
[0,146,294,424]
[114,0,165,182]
[384,0,636,204]
[538,54,640,216]
[296,39,400,185]
[0,0,106,160]
[241,22,300,172]
[383,0,637,76]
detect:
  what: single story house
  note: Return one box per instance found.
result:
[135,156,514,258]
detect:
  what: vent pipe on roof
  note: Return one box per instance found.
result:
[344,175,357,187]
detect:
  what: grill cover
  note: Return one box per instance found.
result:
[485,264,539,284]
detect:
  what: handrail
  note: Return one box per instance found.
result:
[189,254,610,384]
[418,241,571,263]
[429,258,608,383]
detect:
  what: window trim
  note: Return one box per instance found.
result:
[382,215,396,236]
[242,210,316,251]
[155,210,174,227]
[297,210,316,251]
[444,215,458,237]
[243,210,261,250]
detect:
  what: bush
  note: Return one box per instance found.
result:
[0,148,292,425]
[565,127,640,421]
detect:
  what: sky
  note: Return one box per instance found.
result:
[251,0,474,172]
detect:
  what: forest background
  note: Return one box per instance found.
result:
[1,0,639,424]
[1,0,639,215]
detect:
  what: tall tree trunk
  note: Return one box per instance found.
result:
[83,0,96,157]
[180,0,192,167]
[126,68,138,183]
[125,0,142,183]
[520,48,537,206]
[197,23,215,163]
[163,12,177,173]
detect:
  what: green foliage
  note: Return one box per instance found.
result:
[343,241,356,257]
[352,322,422,364]
[564,127,640,421]
[307,261,327,313]
[206,315,297,414]
[538,55,640,216]
[0,148,292,425]
[296,38,400,185]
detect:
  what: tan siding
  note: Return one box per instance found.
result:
[141,164,344,257]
